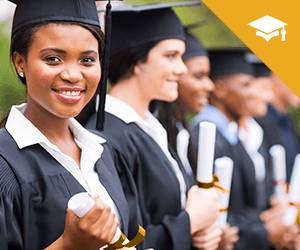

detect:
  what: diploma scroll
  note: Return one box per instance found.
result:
[68,192,145,250]
[282,154,300,225]
[214,157,234,229]
[196,122,216,195]
[269,144,288,200]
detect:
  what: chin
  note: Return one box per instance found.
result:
[160,92,178,102]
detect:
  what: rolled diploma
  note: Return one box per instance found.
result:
[269,144,287,199]
[282,154,300,225]
[68,192,135,249]
[214,157,234,229]
[197,122,216,195]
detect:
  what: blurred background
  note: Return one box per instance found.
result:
[0,0,299,129]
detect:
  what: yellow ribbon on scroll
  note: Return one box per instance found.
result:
[274,180,289,193]
[288,202,300,224]
[104,224,146,250]
[196,175,230,194]
[219,207,229,212]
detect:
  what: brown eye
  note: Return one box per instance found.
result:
[45,56,61,63]
[81,57,96,65]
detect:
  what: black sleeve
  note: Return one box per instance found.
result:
[228,207,269,250]
[0,156,23,250]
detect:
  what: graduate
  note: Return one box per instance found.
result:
[190,49,297,250]
[256,70,300,183]
[0,0,135,249]
[155,29,239,250]
[83,3,222,250]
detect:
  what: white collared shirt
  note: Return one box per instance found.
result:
[105,95,187,208]
[6,103,121,227]
[176,122,193,176]
[239,117,266,180]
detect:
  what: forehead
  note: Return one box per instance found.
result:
[31,23,99,49]
[150,39,186,52]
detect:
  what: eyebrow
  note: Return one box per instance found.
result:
[40,48,98,55]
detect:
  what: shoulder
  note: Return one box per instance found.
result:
[0,154,20,198]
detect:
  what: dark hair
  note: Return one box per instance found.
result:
[108,41,158,85]
[155,101,198,178]
[0,21,105,128]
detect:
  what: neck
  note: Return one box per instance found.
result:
[109,78,151,119]
[174,103,185,122]
[210,100,237,123]
[23,102,73,145]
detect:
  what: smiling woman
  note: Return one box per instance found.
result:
[0,0,137,249]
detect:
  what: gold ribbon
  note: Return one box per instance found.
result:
[274,180,289,193]
[196,175,230,194]
[289,202,299,207]
[104,224,146,250]
[288,202,300,225]
[220,207,229,212]
[296,209,300,225]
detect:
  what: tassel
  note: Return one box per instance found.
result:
[96,0,112,131]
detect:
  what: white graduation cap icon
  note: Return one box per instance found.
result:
[248,15,287,42]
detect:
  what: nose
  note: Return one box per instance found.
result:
[174,58,188,75]
[60,64,83,83]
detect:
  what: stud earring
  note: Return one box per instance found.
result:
[19,72,24,78]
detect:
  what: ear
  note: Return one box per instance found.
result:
[133,63,142,76]
[13,52,26,77]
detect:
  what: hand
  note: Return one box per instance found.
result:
[217,223,239,250]
[260,200,286,224]
[264,215,299,250]
[280,224,300,250]
[192,222,222,250]
[185,186,221,234]
[46,194,119,250]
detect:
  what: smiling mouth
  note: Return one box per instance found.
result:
[53,89,84,103]
[56,90,82,96]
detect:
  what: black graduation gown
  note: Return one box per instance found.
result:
[256,112,300,183]
[190,124,274,250]
[0,128,129,250]
[86,112,192,250]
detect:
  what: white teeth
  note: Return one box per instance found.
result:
[58,90,81,96]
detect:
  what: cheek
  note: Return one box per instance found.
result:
[30,64,57,85]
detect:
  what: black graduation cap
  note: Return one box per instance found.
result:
[244,52,271,78]
[209,48,254,78]
[182,21,208,61]
[104,1,202,57]
[7,0,121,131]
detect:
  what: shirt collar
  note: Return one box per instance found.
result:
[105,94,150,127]
[191,105,239,145]
[6,103,106,150]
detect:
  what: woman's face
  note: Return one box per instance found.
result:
[250,77,274,117]
[176,56,214,115]
[134,39,187,102]
[15,23,101,121]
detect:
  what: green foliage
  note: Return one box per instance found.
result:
[0,19,26,121]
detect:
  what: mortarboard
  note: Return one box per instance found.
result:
[104,1,202,57]
[245,52,271,78]
[182,21,208,61]
[209,49,254,78]
[248,15,287,42]
[7,0,121,131]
